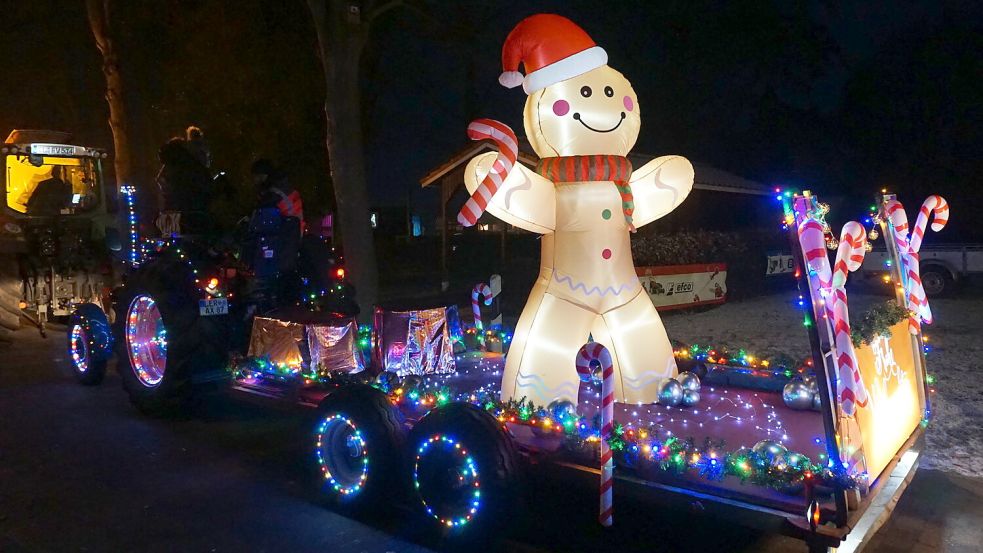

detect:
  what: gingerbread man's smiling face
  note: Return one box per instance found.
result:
[524,65,641,158]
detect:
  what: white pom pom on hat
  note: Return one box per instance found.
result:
[499,14,608,94]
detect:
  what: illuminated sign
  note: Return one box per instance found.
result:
[852,321,924,479]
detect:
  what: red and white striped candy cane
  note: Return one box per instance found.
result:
[909,195,949,323]
[885,200,926,334]
[831,222,869,415]
[471,283,492,349]
[576,342,614,527]
[457,119,519,227]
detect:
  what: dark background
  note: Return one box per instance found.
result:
[2,0,980,239]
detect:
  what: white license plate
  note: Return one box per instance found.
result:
[199,298,228,316]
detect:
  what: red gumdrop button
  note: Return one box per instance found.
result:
[602,248,612,259]
[552,99,570,116]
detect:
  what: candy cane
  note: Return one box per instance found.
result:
[831,222,869,415]
[576,342,614,527]
[798,219,869,416]
[909,195,949,324]
[457,119,519,226]
[885,200,926,334]
[471,283,492,349]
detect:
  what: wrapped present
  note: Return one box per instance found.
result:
[374,306,456,376]
[308,320,364,376]
[247,316,306,369]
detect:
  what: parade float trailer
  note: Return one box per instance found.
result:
[68,14,946,552]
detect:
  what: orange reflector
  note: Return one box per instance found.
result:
[335,268,345,279]
[207,277,219,289]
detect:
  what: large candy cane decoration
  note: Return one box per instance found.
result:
[909,195,950,324]
[885,197,948,333]
[576,342,614,527]
[471,283,492,348]
[831,222,870,415]
[457,119,519,226]
[798,218,869,416]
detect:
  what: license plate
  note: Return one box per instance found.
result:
[199,298,228,316]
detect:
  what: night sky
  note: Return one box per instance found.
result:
[2,1,980,238]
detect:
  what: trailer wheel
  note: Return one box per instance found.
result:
[67,303,113,385]
[114,259,229,416]
[920,266,954,297]
[313,385,406,512]
[408,402,521,543]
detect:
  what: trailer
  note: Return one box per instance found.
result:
[68,189,945,551]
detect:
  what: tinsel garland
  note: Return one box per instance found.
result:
[850,301,910,346]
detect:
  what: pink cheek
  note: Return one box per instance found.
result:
[623,96,634,112]
[552,99,570,116]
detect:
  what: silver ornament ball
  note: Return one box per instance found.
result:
[658,378,684,407]
[812,392,823,411]
[400,374,424,392]
[678,371,702,392]
[547,399,578,422]
[783,381,814,410]
[752,440,789,469]
[801,374,819,393]
[681,388,700,407]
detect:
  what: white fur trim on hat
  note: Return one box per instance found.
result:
[499,71,524,88]
[523,46,607,94]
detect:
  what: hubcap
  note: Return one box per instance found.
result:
[922,272,945,296]
[125,295,167,387]
[315,414,369,496]
[70,324,89,373]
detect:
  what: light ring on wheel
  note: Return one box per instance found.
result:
[413,434,481,528]
[70,324,89,373]
[125,295,167,387]
[315,414,369,496]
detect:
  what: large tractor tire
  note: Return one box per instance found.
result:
[113,256,230,416]
[407,402,522,544]
[67,303,113,385]
[312,385,407,513]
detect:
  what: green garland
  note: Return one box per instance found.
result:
[850,301,910,346]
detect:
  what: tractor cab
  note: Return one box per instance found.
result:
[2,130,110,219]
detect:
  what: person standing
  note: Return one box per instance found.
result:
[251,159,305,233]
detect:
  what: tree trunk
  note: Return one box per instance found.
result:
[307,0,382,318]
[87,0,133,188]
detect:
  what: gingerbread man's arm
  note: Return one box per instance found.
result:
[464,151,555,234]
[628,155,695,228]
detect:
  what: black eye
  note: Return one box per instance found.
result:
[604,86,614,97]
[580,86,592,98]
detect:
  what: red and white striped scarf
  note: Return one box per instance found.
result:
[536,156,635,231]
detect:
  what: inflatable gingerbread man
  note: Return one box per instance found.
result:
[461,14,694,405]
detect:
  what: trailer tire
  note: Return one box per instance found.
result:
[407,402,521,544]
[114,258,229,416]
[68,303,113,385]
[313,385,406,513]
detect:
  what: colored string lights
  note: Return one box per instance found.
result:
[125,295,167,387]
[120,185,141,267]
[315,414,369,496]
[70,324,89,373]
[413,434,482,528]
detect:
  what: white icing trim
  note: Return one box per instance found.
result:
[523,46,608,94]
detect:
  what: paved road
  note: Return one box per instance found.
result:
[1,328,980,553]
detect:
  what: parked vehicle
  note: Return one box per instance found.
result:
[861,243,983,296]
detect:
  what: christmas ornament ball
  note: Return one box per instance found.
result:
[658,378,684,406]
[678,371,702,392]
[681,388,700,407]
[400,374,424,392]
[812,392,823,411]
[801,374,819,393]
[783,381,814,410]
[547,399,578,422]
[752,439,789,469]
[376,370,400,391]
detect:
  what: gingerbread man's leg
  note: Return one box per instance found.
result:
[500,292,595,405]
[594,289,677,404]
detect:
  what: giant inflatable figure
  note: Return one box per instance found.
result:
[461,14,694,405]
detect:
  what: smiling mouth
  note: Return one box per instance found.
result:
[572,112,626,133]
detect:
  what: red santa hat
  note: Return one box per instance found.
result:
[498,14,608,94]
